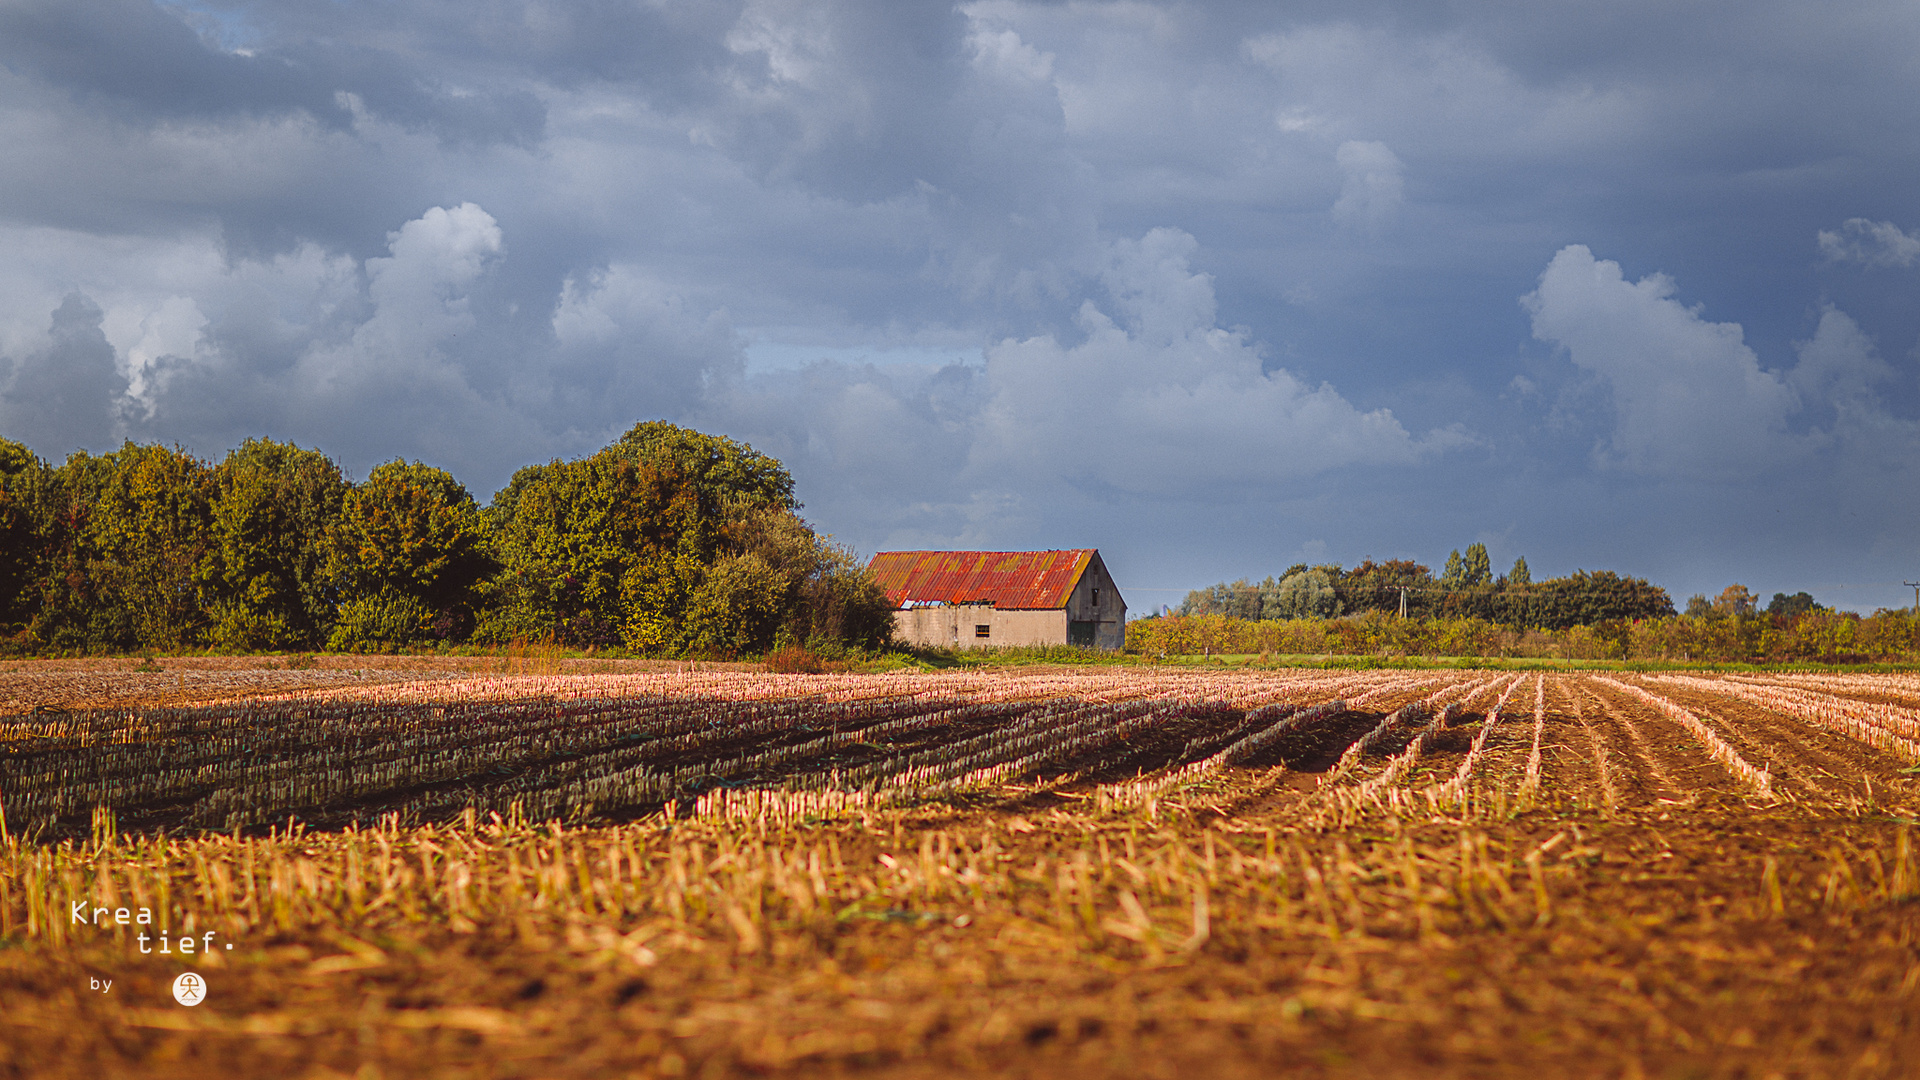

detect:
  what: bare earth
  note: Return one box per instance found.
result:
[0,655,752,715]
[1,662,1915,1079]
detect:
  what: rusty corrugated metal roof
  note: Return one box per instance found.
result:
[866,550,1095,610]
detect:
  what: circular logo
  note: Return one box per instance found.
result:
[171,972,206,1007]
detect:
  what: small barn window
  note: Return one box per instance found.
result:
[1092,587,1100,609]
[975,624,991,638]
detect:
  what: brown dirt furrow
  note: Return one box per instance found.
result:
[1719,675,1920,747]
[1468,673,1543,796]
[1211,683,1446,817]
[1334,674,1509,790]
[1576,677,1748,807]
[1612,676,1835,803]
[1641,676,1920,814]
[1750,672,1920,712]
[0,668,442,716]
[1405,673,1532,799]
[1574,684,1641,809]
[1528,674,1611,808]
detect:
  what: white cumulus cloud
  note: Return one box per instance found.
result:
[287,202,503,427]
[702,227,1467,548]
[1817,218,1920,268]
[974,227,1455,494]
[1525,245,1805,478]
[1525,245,1920,482]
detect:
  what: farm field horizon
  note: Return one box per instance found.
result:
[3,663,1917,1078]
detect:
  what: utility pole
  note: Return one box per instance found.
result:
[1906,581,1920,616]
[1398,586,1408,619]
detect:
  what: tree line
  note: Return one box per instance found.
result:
[1175,542,1675,631]
[0,423,895,657]
[1128,606,1920,664]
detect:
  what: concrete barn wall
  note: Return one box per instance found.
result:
[1061,552,1127,649]
[890,606,1070,648]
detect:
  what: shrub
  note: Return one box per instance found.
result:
[766,645,827,674]
[327,591,436,653]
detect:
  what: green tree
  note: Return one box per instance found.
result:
[1439,550,1465,589]
[1183,570,1303,620]
[601,420,797,518]
[206,439,349,650]
[1766,591,1820,619]
[1342,559,1432,616]
[721,506,894,652]
[0,439,56,640]
[1529,570,1675,629]
[796,545,895,652]
[1508,556,1531,586]
[484,424,787,652]
[1187,582,1226,617]
[480,454,688,646]
[482,422,890,656]
[615,482,890,657]
[1272,567,1343,619]
[328,460,490,650]
[1461,542,1493,587]
[34,443,217,652]
[1256,575,1285,620]
[679,552,786,656]
[1713,584,1758,618]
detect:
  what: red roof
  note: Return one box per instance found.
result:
[867,550,1095,610]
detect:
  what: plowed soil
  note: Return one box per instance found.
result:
[3,665,1917,1080]
[0,655,753,715]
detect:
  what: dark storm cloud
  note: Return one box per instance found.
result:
[2,0,1919,608]
[0,0,544,144]
[0,294,125,454]
[0,0,345,123]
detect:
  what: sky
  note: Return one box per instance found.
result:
[4,0,1920,613]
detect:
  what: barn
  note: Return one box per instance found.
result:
[866,549,1127,649]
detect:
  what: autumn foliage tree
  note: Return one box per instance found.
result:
[326,461,491,650]
[23,443,216,652]
[482,422,892,657]
[0,422,894,657]
[205,439,349,650]
[1342,559,1432,616]
[0,439,55,643]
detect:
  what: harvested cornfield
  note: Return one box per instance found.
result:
[2,666,1917,1079]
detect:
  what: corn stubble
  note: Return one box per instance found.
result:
[3,668,1920,1079]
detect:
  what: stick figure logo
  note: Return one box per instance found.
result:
[172,972,206,1006]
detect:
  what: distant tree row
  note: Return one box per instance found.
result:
[0,423,895,656]
[1129,606,1920,664]
[1681,584,1827,621]
[1177,542,1674,631]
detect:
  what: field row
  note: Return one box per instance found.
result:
[0,669,1424,835]
[6,669,1920,840]
[6,666,1920,1079]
